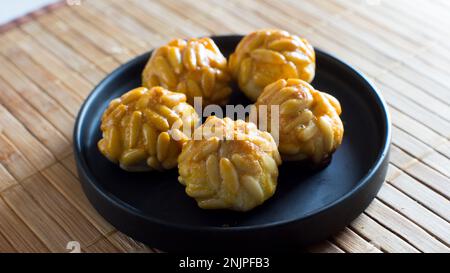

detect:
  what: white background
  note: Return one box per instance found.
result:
[0,0,59,25]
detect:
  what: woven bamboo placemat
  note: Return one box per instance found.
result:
[0,0,449,253]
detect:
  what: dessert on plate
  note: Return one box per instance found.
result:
[178,116,281,211]
[252,79,343,164]
[229,29,315,101]
[98,87,199,171]
[142,38,232,106]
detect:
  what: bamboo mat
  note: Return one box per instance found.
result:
[0,0,449,253]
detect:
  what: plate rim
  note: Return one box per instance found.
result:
[73,35,391,233]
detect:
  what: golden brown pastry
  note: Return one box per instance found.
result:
[142,38,232,106]
[253,79,343,164]
[98,87,199,171]
[229,29,315,101]
[178,116,281,211]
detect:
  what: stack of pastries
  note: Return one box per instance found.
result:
[98,29,344,212]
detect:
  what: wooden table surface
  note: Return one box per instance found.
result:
[0,0,449,253]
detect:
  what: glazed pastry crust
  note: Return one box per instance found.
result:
[98,87,199,171]
[229,29,315,101]
[178,117,281,211]
[142,38,232,106]
[253,79,344,164]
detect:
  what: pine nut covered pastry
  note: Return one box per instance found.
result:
[178,116,281,211]
[98,87,199,172]
[229,29,315,101]
[253,79,344,164]
[142,38,232,106]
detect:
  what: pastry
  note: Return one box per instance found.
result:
[98,87,199,171]
[253,79,343,164]
[142,38,232,106]
[178,116,281,211]
[229,29,315,101]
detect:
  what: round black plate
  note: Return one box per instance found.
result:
[74,35,391,252]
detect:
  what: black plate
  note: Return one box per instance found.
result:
[74,35,391,252]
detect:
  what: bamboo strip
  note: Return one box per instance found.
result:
[422,152,450,178]
[377,72,450,120]
[0,35,82,116]
[160,0,230,34]
[385,164,402,182]
[107,232,154,253]
[0,134,37,181]
[312,23,399,71]
[388,167,450,222]
[130,0,209,38]
[331,0,365,13]
[417,45,450,85]
[334,11,425,55]
[0,164,16,192]
[365,199,448,253]
[435,142,450,159]
[0,78,71,160]
[307,30,384,77]
[308,0,351,14]
[20,21,105,84]
[333,227,382,253]
[21,173,102,246]
[41,163,114,235]
[307,240,345,253]
[313,14,406,65]
[1,185,72,252]
[391,127,433,160]
[389,146,450,198]
[36,13,119,73]
[390,141,449,184]
[350,213,419,253]
[3,29,92,100]
[88,0,165,46]
[377,183,450,246]
[281,0,349,26]
[60,153,78,178]
[238,0,314,35]
[71,3,150,55]
[338,1,432,43]
[0,55,74,140]
[405,161,450,199]
[374,1,445,40]
[390,130,449,176]
[389,107,447,152]
[0,107,55,171]
[213,0,276,31]
[181,0,255,34]
[428,43,450,68]
[106,0,188,39]
[322,177,425,253]
[402,58,450,103]
[214,0,306,38]
[386,0,450,36]
[85,237,120,253]
[376,82,450,137]
[0,231,15,252]
[52,7,134,63]
[0,198,48,252]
